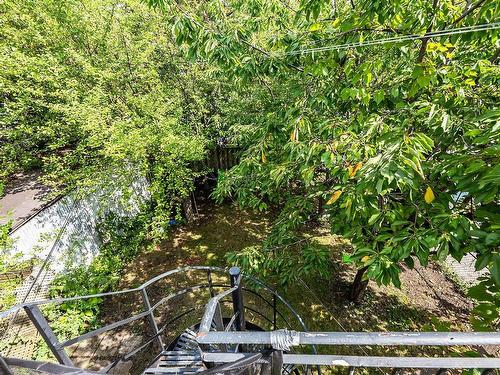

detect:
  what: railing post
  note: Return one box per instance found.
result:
[271,350,283,375]
[0,356,13,375]
[273,294,277,330]
[140,288,164,349]
[229,266,245,331]
[24,305,73,366]
[207,269,215,297]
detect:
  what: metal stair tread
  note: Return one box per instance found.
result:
[158,360,203,366]
[143,367,205,374]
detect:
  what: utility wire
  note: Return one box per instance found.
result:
[281,22,500,56]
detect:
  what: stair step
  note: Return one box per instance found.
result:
[144,367,204,374]
[160,355,201,360]
[159,360,203,366]
[143,328,205,374]
[161,350,199,355]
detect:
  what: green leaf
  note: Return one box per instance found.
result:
[475,253,491,271]
[485,233,499,246]
[404,256,414,268]
[489,257,500,286]
[467,284,490,301]
[368,213,380,225]
[374,90,385,105]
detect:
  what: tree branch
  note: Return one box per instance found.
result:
[452,0,489,25]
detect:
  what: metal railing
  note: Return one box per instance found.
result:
[196,268,500,374]
[0,266,311,373]
[1,265,499,374]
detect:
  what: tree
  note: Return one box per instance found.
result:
[147,0,499,329]
[0,0,229,234]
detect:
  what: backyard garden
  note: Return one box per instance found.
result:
[0,0,499,373]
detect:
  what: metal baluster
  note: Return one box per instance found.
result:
[0,356,14,375]
[214,301,228,352]
[24,305,73,366]
[207,269,215,297]
[229,267,245,331]
[214,302,224,331]
[271,350,283,375]
[140,288,163,349]
[273,294,277,330]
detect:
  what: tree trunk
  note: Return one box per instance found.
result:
[348,266,369,303]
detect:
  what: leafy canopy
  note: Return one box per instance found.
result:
[146,0,499,329]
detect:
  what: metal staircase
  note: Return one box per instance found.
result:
[143,329,203,374]
[1,265,499,375]
[144,350,204,374]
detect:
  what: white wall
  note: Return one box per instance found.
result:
[7,176,150,302]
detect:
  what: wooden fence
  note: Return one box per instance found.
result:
[205,146,240,171]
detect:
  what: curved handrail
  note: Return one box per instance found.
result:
[241,274,309,332]
[0,266,221,318]
[241,287,298,330]
[0,266,307,334]
[0,266,312,360]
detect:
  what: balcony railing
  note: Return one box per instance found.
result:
[0,266,499,374]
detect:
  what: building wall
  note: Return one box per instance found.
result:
[0,178,149,359]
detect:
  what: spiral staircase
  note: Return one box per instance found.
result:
[1,266,499,375]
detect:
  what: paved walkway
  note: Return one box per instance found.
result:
[0,171,51,227]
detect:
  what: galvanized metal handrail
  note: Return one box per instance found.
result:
[196,330,500,370]
[197,267,319,375]
[199,284,239,333]
[1,265,312,373]
[0,266,306,329]
[2,356,101,374]
[196,330,500,346]
[193,268,500,372]
[4,265,499,374]
[201,352,500,369]
[0,266,223,319]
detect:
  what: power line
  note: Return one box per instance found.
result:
[281,22,500,56]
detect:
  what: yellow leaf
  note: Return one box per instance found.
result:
[348,162,362,177]
[424,186,435,204]
[261,151,267,163]
[309,23,322,32]
[290,128,299,142]
[427,42,438,52]
[361,255,370,263]
[326,190,342,205]
[327,142,338,152]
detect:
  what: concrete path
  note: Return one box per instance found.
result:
[0,171,51,227]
